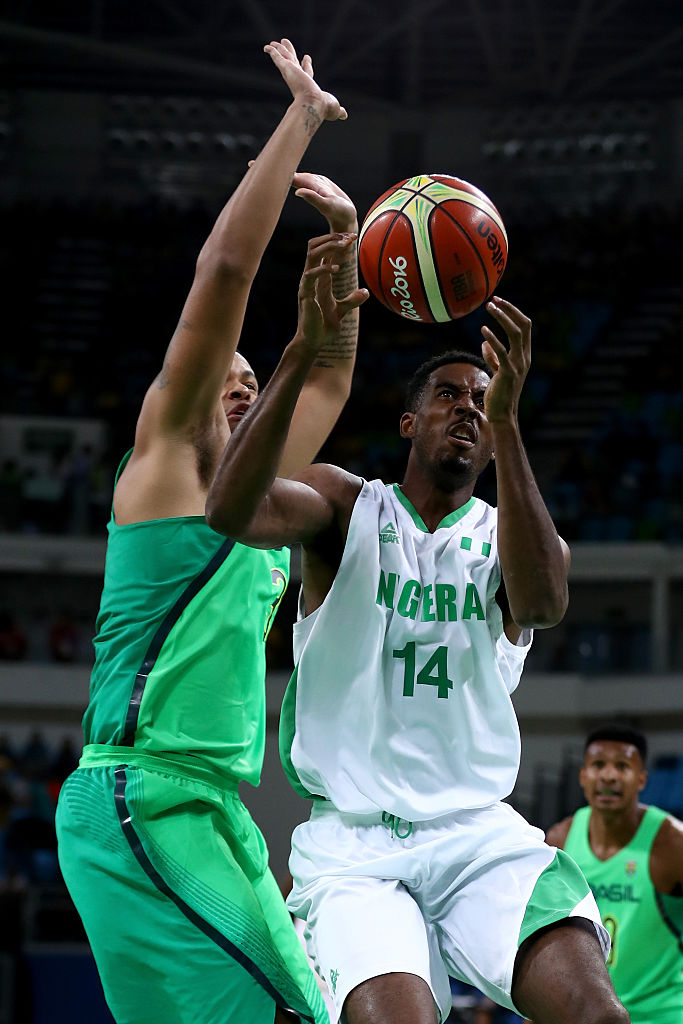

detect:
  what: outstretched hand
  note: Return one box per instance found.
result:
[480,297,532,423]
[265,38,347,123]
[296,234,368,352]
[292,172,357,232]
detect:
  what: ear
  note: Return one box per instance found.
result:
[637,768,648,793]
[400,412,415,439]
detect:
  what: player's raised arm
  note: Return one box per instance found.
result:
[481,297,570,636]
[131,40,348,456]
[205,234,365,546]
[280,172,362,476]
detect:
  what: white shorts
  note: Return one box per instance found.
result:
[287,800,608,1023]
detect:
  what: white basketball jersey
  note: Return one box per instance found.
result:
[279,479,532,821]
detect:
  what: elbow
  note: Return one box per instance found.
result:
[195,246,253,288]
[511,585,569,631]
[205,494,238,538]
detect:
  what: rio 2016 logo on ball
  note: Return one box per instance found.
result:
[358,174,508,323]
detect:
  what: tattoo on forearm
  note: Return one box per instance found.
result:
[303,104,322,137]
[314,331,357,365]
[155,318,189,389]
[331,246,359,300]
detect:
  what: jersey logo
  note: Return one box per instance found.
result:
[625,860,637,875]
[380,523,400,544]
[460,536,492,557]
[263,567,287,640]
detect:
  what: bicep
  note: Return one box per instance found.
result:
[217,475,337,549]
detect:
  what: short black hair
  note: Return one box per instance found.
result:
[584,723,648,764]
[405,349,492,412]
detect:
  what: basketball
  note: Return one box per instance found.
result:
[358,174,508,323]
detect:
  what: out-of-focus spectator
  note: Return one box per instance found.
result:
[21,453,69,533]
[88,451,114,532]
[2,777,59,885]
[0,457,24,530]
[64,443,94,534]
[0,610,28,660]
[47,737,80,803]
[48,609,80,663]
[19,730,51,783]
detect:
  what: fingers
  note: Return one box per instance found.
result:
[264,38,300,73]
[480,337,500,374]
[294,188,333,214]
[487,296,531,354]
[292,172,333,193]
[336,287,370,317]
[305,231,357,264]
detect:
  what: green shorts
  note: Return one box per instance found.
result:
[55,749,328,1024]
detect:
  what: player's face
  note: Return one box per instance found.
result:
[221,353,259,430]
[579,740,647,812]
[401,363,493,483]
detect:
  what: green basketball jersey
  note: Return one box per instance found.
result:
[565,805,683,1023]
[82,452,289,786]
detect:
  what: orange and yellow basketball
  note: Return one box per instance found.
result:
[358,174,508,323]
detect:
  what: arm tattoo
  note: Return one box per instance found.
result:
[313,242,359,365]
[302,104,322,137]
[155,318,189,389]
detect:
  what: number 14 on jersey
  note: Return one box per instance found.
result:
[393,642,453,698]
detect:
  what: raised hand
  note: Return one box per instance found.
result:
[296,234,368,352]
[292,172,357,232]
[480,296,532,422]
[265,38,347,124]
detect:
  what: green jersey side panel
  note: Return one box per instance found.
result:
[83,461,289,785]
[565,804,683,1023]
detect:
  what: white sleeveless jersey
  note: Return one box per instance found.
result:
[279,479,532,821]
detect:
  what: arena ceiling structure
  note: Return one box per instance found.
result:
[1,0,682,108]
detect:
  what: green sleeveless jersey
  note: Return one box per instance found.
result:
[565,805,683,1023]
[81,453,289,786]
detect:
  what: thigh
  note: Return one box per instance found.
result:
[423,804,608,1015]
[512,920,627,1024]
[292,872,450,1024]
[342,972,438,1024]
[56,767,326,1024]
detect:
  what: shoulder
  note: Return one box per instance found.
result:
[294,464,363,506]
[651,809,683,859]
[544,815,574,849]
[648,807,683,894]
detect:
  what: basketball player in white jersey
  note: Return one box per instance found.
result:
[206,283,629,1024]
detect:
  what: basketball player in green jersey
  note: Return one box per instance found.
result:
[540,724,683,1024]
[206,293,628,1024]
[55,38,367,1024]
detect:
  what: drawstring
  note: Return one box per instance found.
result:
[382,811,413,839]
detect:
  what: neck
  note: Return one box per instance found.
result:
[588,803,644,857]
[400,463,476,532]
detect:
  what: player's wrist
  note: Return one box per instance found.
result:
[328,216,358,234]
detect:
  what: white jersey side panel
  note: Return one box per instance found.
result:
[283,479,531,820]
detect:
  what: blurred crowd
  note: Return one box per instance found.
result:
[0,606,90,664]
[0,730,78,889]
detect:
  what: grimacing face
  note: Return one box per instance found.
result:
[579,739,647,812]
[400,363,494,483]
[221,353,258,429]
